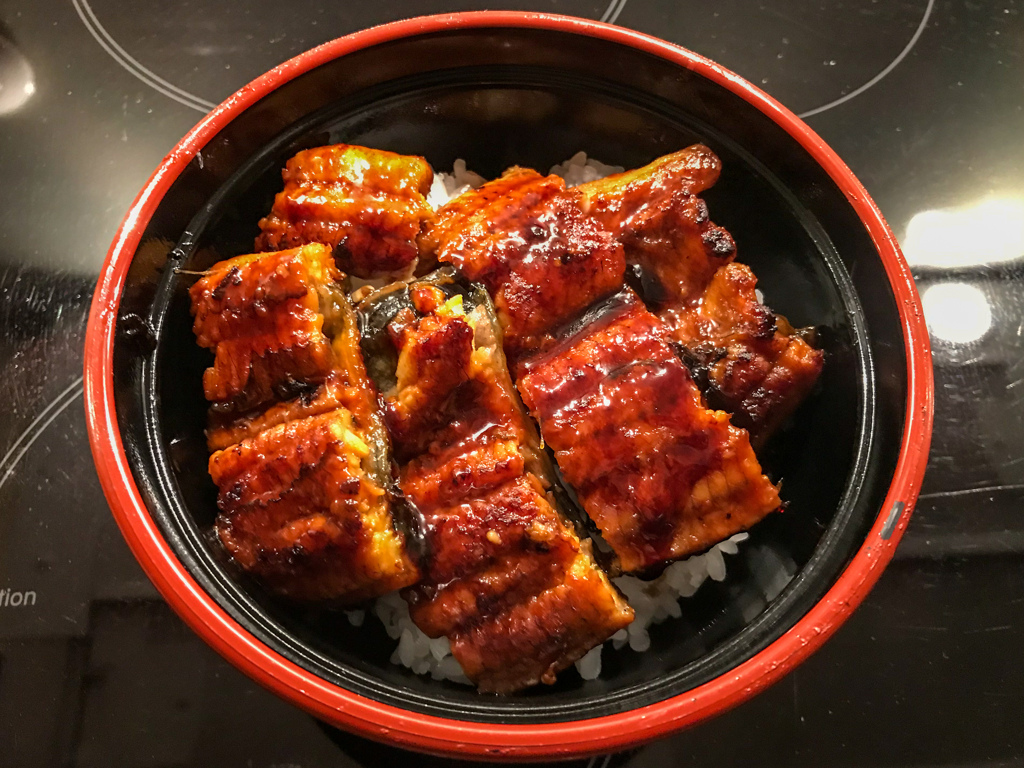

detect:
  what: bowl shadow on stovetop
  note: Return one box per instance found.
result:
[314,717,638,767]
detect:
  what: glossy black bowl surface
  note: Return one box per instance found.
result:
[110,26,904,723]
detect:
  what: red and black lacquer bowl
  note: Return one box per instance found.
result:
[83,12,933,760]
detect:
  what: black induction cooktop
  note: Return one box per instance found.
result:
[1,1,1023,766]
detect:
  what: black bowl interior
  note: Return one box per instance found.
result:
[111,26,906,723]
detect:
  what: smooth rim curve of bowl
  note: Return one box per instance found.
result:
[83,11,934,760]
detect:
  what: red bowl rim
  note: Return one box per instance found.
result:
[83,11,934,760]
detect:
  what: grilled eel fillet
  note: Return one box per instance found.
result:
[518,290,780,574]
[572,144,824,445]
[420,167,625,368]
[423,164,781,572]
[191,244,340,414]
[256,144,435,279]
[190,244,418,603]
[661,262,824,445]
[361,276,632,692]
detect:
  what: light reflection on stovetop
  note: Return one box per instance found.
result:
[1,0,1023,765]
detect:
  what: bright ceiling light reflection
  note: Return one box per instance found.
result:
[921,282,992,344]
[0,37,36,115]
[904,198,1024,268]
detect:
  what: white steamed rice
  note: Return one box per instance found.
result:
[350,153,752,684]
